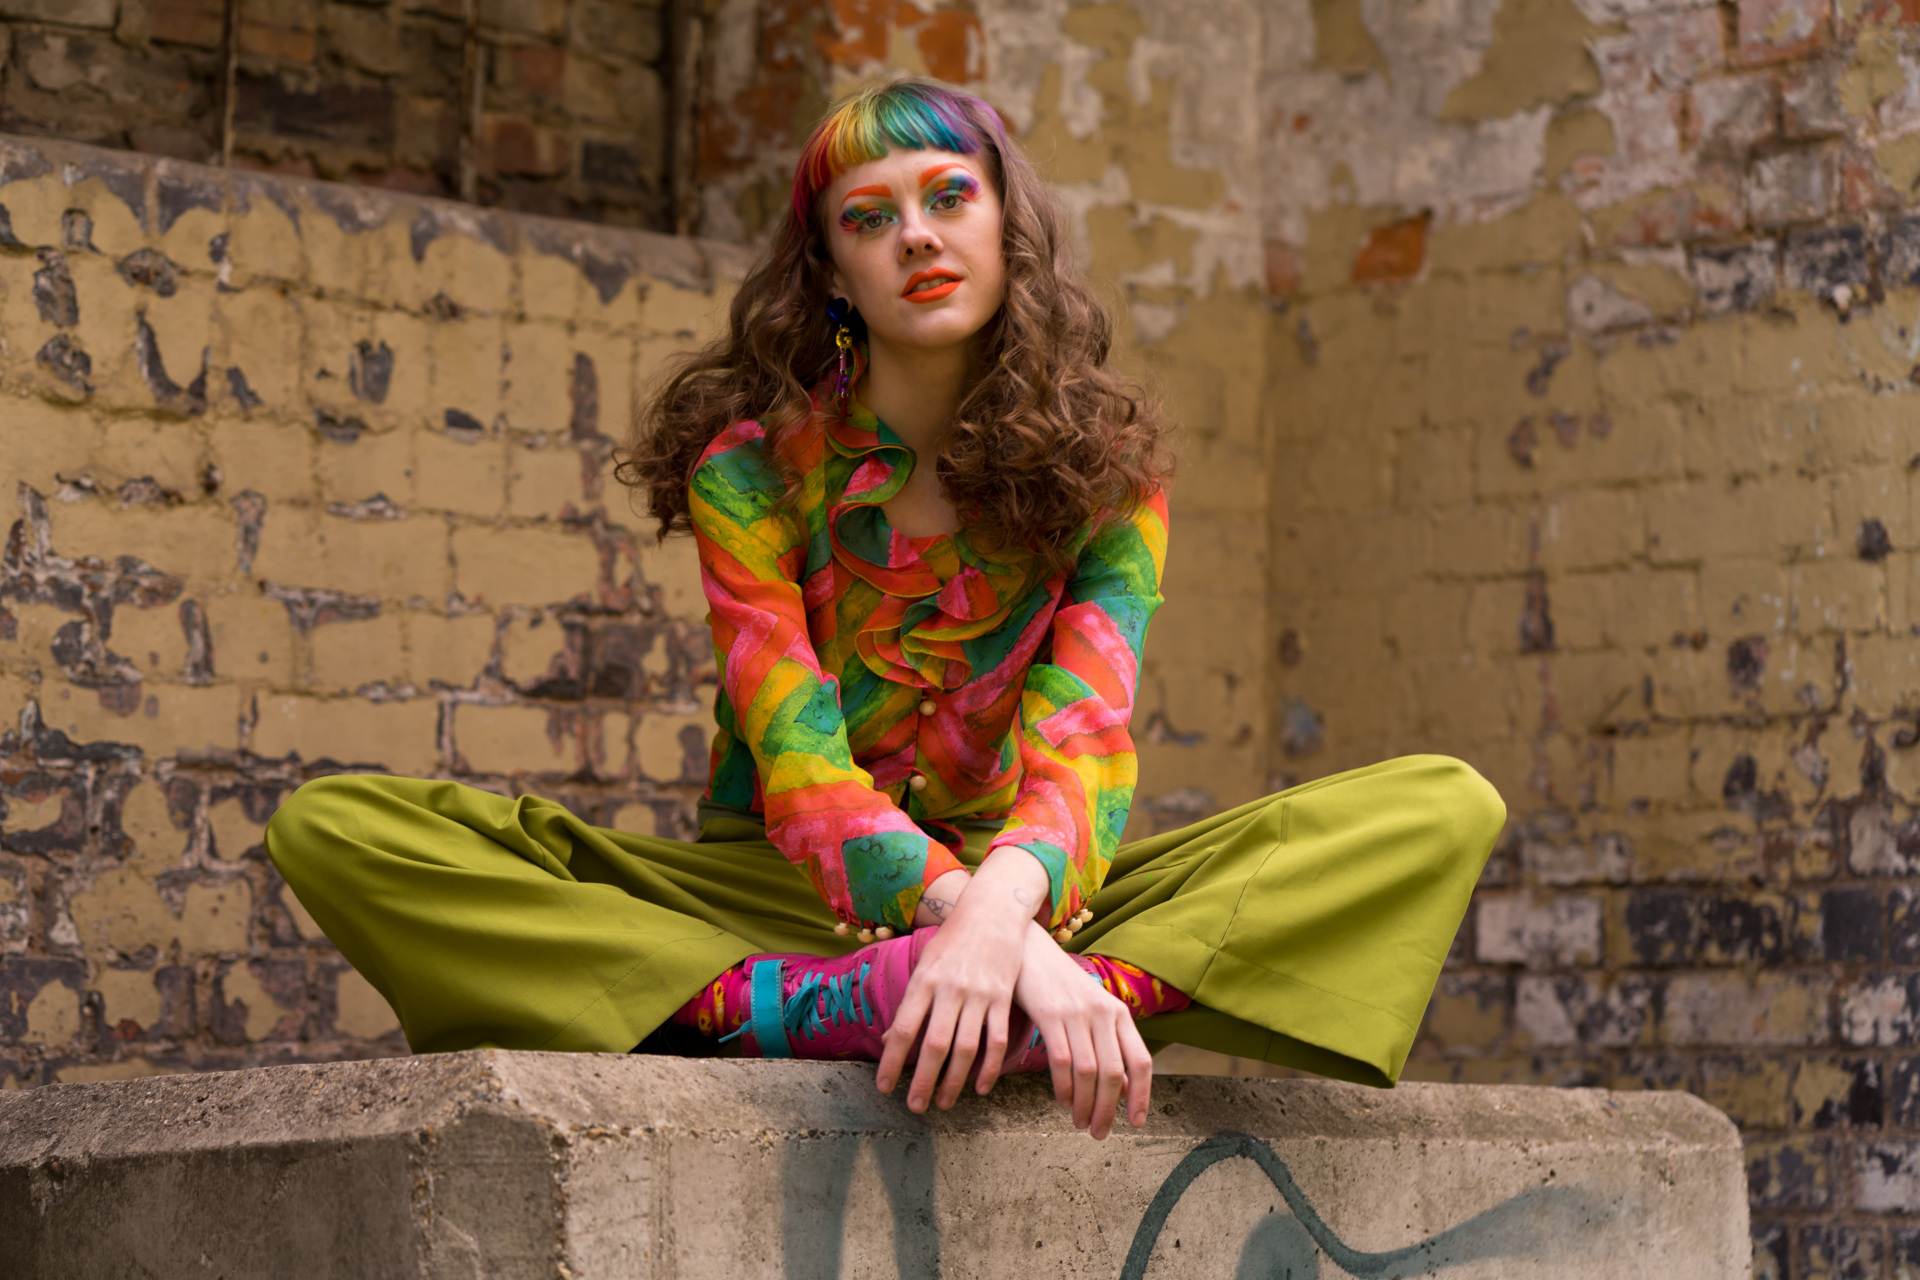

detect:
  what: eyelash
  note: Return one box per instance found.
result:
[927,176,980,209]
[837,178,980,234]
[839,206,891,233]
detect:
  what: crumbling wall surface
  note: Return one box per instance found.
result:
[0,134,737,1088]
[0,0,669,226]
[1260,0,1920,1272]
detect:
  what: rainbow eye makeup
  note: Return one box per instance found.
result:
[838,204,896,234]
[924,170,980,210]
[838,183,896,234]
[833,166,980,235]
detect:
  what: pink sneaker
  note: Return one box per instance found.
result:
[999,1010,1053,1075]
[995,961,1119,1076]
[723,928,937,1061]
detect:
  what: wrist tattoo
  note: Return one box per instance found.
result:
[920,894,956,921]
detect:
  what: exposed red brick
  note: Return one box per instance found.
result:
[1606,181,1744,247]
[1263,238,1303,297]
[916,10,984,83]
[1734,0,1828,67]
[506,42,567,102]
[351,166,450,197]
[1840,146,1898,213]
[230,152,318,179]
[758,0,821,73]
[810,0,983,80]
[240,22,318,63]
[128,126,212,161]
[698,79,806,176]
[149,0,225,48]
[817,0,892,67]
[1351,213,1429,286]
[485,115,566,177]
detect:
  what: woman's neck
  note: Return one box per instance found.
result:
[859,335,968,458]
[860,335,967,537]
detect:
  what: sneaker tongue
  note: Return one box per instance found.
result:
[748,959,794,1058]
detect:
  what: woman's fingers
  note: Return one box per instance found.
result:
[906,988,962,1111]
[1119,1015,1155,1128]
[1087,1016,1129,1140]
[1037,1013,1073,1108]
[1066,1018,1099,1131]
[936,997,987,1109]
[973,1000,1012,1095]
[875,973,934,1094]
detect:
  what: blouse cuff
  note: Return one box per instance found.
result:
[842,829,961,933]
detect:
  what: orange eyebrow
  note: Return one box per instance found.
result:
[843,184,893,200]
[918,163,969,187]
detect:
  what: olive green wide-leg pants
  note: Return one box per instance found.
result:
[266,754,1504,1088]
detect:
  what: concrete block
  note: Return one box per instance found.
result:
[0,1052,1749,1279]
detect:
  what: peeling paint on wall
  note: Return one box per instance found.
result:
[0,136,734,1088]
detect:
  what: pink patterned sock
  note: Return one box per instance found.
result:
[671,965,751,1037]
[675,951,1190,1041]
[1075,953,1192,1019]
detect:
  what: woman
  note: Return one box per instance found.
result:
[267,78,1505,1142]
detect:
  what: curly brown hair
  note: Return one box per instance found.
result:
[614,77,1172,572]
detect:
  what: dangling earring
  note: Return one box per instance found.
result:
[826,297,853,416]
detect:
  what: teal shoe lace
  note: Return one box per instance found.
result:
[782,962,873,1044]
[720,958,875,1058]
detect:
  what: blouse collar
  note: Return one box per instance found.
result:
[813,349,1053,687]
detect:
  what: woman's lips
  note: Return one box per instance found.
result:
[902,270,961,303]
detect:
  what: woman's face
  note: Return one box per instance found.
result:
[821,147,1007,356]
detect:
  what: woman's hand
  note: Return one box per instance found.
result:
[1012,923,1154,1140]
[874,849,1048,1113]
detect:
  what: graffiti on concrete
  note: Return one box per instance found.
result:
[1126,1131,1598,1279]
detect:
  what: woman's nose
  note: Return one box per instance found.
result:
[895,210,942,260]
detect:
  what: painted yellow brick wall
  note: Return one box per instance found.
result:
[0,138,740,1085]
[1252,0,1920,1268]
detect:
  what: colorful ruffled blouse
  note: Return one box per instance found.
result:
[688,367,1167,934]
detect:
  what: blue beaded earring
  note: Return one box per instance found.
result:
[826,297,853,415]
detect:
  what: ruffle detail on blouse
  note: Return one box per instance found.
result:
[816,354,1050,692]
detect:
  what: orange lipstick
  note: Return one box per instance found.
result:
[902,269,961,303]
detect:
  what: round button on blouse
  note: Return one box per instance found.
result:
[918,700,936,716]
[908,774,929,793]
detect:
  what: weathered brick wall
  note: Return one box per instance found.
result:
[0,0,1280,1098]
[20,0,1920,1270]
[0,0,670,225]
[0,135,744,1086]
[1257,0,1920,1274]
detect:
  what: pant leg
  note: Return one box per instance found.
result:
[266,774,850,1056]
[1069,754,1505,1088]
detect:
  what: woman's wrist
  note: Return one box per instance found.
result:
[971,846,1051,925]
[911,847,1050,931]
[913,868,972,927]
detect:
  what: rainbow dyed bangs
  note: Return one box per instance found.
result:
[792,80,1002,224]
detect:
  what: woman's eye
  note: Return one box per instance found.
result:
[932,193,962,211]
[861,211,889,230]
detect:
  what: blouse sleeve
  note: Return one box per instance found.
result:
[689,423,966,932]
[986,489,1168,929]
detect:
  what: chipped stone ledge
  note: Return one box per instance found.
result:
[0,1050,1748,1278]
